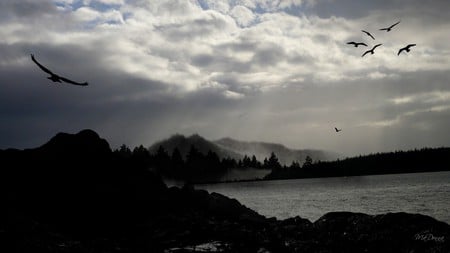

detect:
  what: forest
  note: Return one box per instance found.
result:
[113,144,281,181]
[116,143,450,182]
[265,147,450,180]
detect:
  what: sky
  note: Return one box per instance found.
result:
[1,0,450,156]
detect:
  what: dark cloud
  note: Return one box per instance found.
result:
[0,0,57,21]
[190,53,251,73]
[251,43,286,66]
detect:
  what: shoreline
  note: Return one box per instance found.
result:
[193,169,450,185]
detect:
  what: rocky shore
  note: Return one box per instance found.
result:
[1,130,449,252]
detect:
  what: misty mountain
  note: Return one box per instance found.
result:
[214,137,339,165]
[149,134,338,165]
[148,134,243,160]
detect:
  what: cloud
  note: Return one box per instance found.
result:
[229,5,256,27]
[1,0,450,157]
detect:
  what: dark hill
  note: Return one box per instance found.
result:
[38,129,111,155]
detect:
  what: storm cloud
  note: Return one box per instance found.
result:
[1,0,449,156]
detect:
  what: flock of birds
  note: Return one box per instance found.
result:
[347,21,416,57]
[336,21,417,133]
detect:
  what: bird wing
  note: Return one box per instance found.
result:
[373,44,382,50]
[379,28,389,31]
[31,54,55,75]
[397,48,405,55]
[360,43,368,46]
[362,50,370,57]
[59,76,89,86]
[362,30,375,40]
[390,21,400,28]
[407,44,417,48]
[335,127,338,132]
[347,42,356,45]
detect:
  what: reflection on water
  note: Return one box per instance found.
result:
[199,171,450,223]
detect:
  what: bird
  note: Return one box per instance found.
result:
[362,30,375,40]
[379,21,400,32]
[31,54,88,86]
[397,44,416,55]
[347,41,368,47]
[334,127,342,133]
[362,44,382,57]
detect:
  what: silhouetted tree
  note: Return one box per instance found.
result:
[186,145,205,173]
[131,145,151,167]
[170,147,184,176]
[153,145,170,171]
[242,155,251,168]
[266,152,281,169]
[206,150,222,172]
[250,155,261,168]
[263,157,269,168]
[221,157,237,169]
[114,144,132,158]
[303,155,313,168]
[289,160,301,169]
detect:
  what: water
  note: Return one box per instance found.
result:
[199,171,450,224]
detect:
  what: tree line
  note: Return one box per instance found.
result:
[113,144,306,179]
[265,147,450,180]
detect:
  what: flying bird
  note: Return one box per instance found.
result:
[397,44,416,55]
[380,21,400,32]
[362,44,382,57]
[334,127,342,133]
[31,54,88,86]
[362,30,375,40]
[347,41,368,47]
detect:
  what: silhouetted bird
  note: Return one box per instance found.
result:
[31,54,88,86]
[379,21,400,32]
[347,41,368,47]
[362,44,382,57]
[362,30,375,40]
[335,127,342,132]
[397,44,416,55]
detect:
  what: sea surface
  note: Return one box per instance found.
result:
[199,171,450,224]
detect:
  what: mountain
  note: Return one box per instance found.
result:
[149,134,339,165]
[148,134,243,160]
[214,137,340,165]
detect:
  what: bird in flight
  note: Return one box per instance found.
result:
[361,30,375,40]
[347,41,368,47]
[31,54,88,86]
[380,21,400,32]
[397,44,416,55]
[334,127,342,133]
[362,44,382,57]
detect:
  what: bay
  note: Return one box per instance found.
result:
[199,171,450,224]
